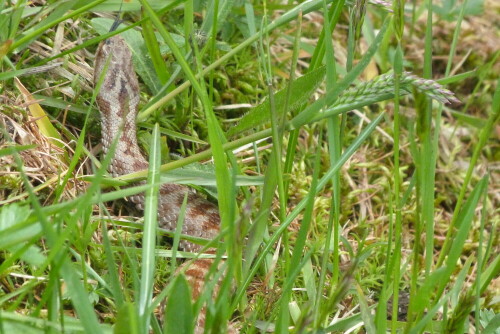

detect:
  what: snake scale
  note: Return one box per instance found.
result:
[94,35,230,333]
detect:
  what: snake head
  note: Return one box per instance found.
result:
[94,35,134,88]
[94,34,140,125]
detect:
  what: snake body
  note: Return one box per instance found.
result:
[94,35,223,332]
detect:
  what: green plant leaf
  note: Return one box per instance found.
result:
[0,204,40,248]
[227,66,326,137]
[0,144,36,157]
[164,275,194,334]
[440,177,488,293]
[0,203,44,266]
[479,254,500,294]
[412,267,447,315]
[481,311,500,334]
[114,302,139,334]
[356,283,376,334]
[449,109,487,128]
[160,167,263,187]
[138,123,161,330]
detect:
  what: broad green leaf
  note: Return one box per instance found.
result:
[201,0,235,33]
[227,66,326,137]
[482,312,500,334]
[0,203,41,250]
[0,203,44,266]
[114,302,139,334]
[164,275,194,334]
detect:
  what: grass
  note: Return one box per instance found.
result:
[0,0,499,333]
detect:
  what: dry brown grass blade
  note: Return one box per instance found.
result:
[14,77,65,151]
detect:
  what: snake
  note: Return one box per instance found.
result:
[94,35,230,333]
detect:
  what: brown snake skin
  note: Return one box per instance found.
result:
[94,35,229,333]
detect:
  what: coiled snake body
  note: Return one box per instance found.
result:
[94,35,225,332]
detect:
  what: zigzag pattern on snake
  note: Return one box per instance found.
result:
[94,35,229,333]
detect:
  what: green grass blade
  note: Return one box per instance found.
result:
[356,282,376,334]
[233,112,385,308]
[138,0,335,120]
[0,144,36,157]
[10,0,107,51]
[141,13,170,86]
[276,129,323,333]
[438,77,500,266]
[437,177,488,297]
[227,66,326,137]
[2,136,103,334]
[171,193,188,273]
[410,256,473,334]
[444,256,475,333]
[138,124,161,331]
[291,16,390,127]
[323,0,341,290]
[478,253,500,295]
[100,218,124,309]
[34,0,186,67]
